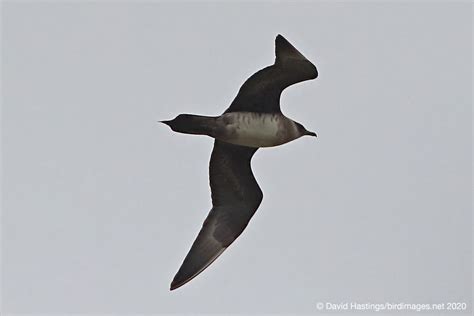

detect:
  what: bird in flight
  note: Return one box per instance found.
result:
[162,34,318,290]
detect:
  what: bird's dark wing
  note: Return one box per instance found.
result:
[170,140,263,290]
[224,34,318,114]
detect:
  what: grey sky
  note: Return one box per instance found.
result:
[2,2,472,315]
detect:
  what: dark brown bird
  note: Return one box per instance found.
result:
[162,34,318,290]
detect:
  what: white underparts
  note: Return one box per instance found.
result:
[216,112,300,148]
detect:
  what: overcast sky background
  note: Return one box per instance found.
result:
[2,2,472,315]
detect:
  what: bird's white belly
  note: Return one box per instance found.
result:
[217,112,295,148]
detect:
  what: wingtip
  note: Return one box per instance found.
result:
[275,34,287,45]
[170,273,188,291]
[169,281,181,291]
[169,268,200,291]
[275,34,308,63]
[169,245,227,291]
[274,34,318,79]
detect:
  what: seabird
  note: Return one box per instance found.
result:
[162,34,318,290]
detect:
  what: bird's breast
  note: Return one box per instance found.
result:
[216,112,297,148]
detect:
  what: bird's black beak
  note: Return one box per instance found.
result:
[305,130,317,137]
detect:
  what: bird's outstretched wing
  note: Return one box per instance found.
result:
[170,140,263,290]
[224,34,318,114]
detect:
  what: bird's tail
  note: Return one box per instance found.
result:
[161,114,217,136]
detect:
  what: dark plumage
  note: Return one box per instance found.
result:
[170,141,260,290]
[164,34,318,290]
[226,35,317,114]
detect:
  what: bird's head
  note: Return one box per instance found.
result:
[295,121,317,138]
